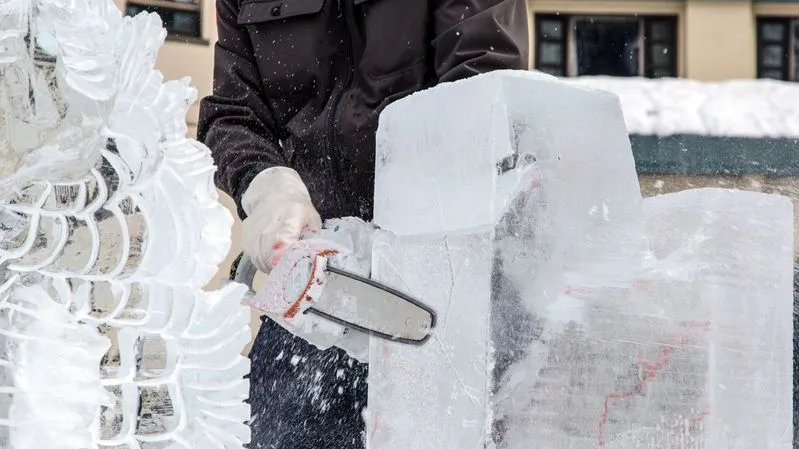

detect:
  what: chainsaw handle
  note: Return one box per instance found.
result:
[231,251,258,290]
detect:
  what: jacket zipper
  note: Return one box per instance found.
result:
[326,0,355,180]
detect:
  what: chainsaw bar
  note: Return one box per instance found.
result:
[232,250,436,345]
[308,266,437,345]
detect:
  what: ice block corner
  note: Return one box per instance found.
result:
[373,69,643,246]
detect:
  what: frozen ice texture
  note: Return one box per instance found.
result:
[367,70,793,449]
[372,70,647,283]
[500,188,793,449]
[0,1,251,448]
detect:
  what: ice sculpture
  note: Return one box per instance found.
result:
[367,70,794,448]
[0,1,251,448]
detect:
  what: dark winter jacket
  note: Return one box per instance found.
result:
[197,0,529,221]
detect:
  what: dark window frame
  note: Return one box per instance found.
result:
[756,17,792,81]
[534,15,569,77]
[125,0,204,42]
[644,16,678,78]
[534,13,679,79]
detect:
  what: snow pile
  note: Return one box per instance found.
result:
[367,70,793,449]
[0,0,251,448]
[563,76,799,139]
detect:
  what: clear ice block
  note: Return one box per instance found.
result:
[367,70,794,449]
[500,188,793,449]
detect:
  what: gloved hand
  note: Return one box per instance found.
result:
[241,167,322,273]
[247,217,376,363]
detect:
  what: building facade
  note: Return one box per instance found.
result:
[528,0,799,82]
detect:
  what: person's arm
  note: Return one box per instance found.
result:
[199,0,322,273]
[197,0,286,219]
[430,0,529,82]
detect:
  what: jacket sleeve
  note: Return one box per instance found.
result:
[197,0,285,219]
[431,0,529,82]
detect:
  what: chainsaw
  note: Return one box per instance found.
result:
[231,218,436,354]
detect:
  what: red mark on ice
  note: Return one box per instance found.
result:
[687,407,710,436]
[282,249,339,319]
[597,346,676,449]
[524,169,542,191]
[597,322,712,449]
[563,285,597,298]
[270,242,286,267]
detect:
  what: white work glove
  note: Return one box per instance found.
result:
[241,167,323,273]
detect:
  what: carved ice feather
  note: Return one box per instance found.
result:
[0,1,251,448]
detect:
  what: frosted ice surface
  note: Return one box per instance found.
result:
[0,1,251,448]
[500,189,793,449]
[373,70,646,285]
[368,70,793,449]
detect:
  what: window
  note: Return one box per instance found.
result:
[125,0,202,40]
[756,18,797,81]
[534,15,678,78]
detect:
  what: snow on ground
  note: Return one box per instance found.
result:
[562,76,799,139]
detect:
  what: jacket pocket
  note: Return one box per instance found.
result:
[237,0,324,25]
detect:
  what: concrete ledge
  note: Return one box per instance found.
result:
[631,134,799,176]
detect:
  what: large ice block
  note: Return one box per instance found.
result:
[367,70,794,449]
[368,70,647,448]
